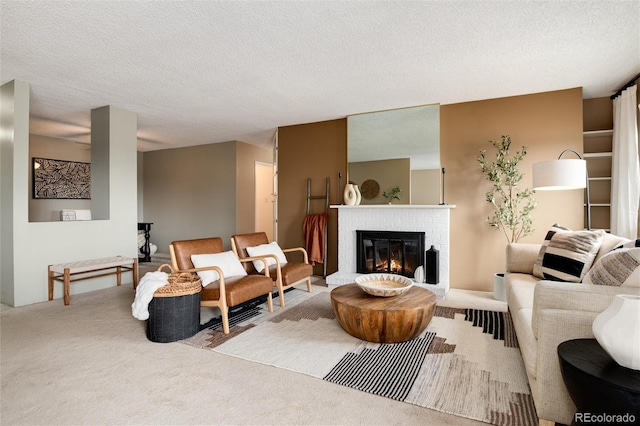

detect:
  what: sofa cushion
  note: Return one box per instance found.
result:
[512,307,537,378]
[594,234,632,263]
[510,282,536,312]
[616,238,640,249]
[505,272,538,304]
[533,224,571,278]
[536,229,605,282]
[583,248,640,287]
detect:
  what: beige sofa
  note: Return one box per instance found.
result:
[504,234,640,426]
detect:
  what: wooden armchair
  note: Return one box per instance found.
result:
[231,232,313,308]
[169,237,273,334]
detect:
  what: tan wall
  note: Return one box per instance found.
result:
[277,119,347,275]
[583,97,613,131]
[411,169,441,205]
[276,88,585,287]
[441,87,584,291]
[348,158,410,204]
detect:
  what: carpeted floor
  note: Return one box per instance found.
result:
[137,253,173,276]
[181,287,536,426]
[2,281,493,425]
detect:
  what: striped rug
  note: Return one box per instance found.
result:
[181,287,537,426]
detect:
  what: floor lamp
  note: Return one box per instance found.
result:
[532,149,591,230]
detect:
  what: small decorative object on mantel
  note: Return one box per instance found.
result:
[343,183,357,205]
[360,179,380,200]
[592,294,640,370]
[353,183,362,205]
[382,185,401,204]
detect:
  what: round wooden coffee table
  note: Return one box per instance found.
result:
[330,283,437,343]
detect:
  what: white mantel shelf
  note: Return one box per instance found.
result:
[331,204,456,209]
[327,204,453,299]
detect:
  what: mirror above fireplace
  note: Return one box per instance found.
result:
[347,104,440,205]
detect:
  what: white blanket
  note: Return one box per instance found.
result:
[131,271,169,320]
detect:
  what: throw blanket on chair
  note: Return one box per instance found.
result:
[303,214,328,265]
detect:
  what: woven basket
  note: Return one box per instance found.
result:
[147,264,202,343]
[153,264,201,297]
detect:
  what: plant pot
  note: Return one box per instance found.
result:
[493,273,506,302]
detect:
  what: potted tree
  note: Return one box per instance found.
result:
[477,135,537,300]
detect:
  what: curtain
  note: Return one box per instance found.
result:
[611,84,640,239]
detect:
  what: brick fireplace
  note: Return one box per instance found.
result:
[326,204,454,299]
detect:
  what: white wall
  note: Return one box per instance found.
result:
[1,79,139,307]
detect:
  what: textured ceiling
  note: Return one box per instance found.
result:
[1,1,639,151]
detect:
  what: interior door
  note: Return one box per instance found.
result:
[255,162,275,241]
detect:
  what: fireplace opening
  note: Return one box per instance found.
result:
[356,230,425,279]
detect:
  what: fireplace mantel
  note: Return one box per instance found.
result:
[327,204,455,299]
[331,204,456,210]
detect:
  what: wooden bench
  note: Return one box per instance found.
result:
[48,256,138,305]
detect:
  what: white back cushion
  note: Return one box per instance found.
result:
[191,251,247,286]
[246,241,288,273]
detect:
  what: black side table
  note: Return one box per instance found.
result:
[137,222,153,263]
[558,339,640,425]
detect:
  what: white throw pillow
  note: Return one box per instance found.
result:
[246,241,288,273]
[616,238,640,250]
[190,251,247,286]
[583,248,640,287]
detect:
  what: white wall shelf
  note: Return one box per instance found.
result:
[583,129,614,137]
[583,127,613,230]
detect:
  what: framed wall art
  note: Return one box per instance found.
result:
[32,157,91,199]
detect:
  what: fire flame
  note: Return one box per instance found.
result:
[375,257,403,273]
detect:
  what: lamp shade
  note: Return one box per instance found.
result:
[532,159,587,190]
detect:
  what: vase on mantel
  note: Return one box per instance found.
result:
[353,184,362,205]
[343,184,357,206]
[592,294,640,370]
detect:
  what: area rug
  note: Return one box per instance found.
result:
[181,287,538,426]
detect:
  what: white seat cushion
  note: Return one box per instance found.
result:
[510,284,536,312]
[513,308,537,378]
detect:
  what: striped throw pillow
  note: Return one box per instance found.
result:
[538,229,605,282]
[533,224,571,278]
[583,248,640,287]
[615,238,640,249]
